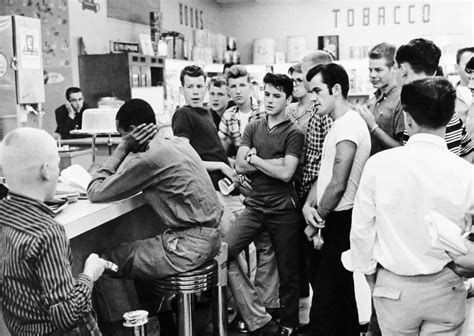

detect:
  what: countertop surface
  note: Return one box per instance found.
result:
[55,193,147,239]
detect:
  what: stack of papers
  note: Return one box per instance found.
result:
[58,164,91,198]
[426,210,467,255]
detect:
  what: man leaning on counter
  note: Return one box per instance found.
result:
[86,99,223,320]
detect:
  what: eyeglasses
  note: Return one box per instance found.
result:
[291,78,304,85]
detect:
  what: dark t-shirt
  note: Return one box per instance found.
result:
[172,105,236,193]
[241,117,304,194]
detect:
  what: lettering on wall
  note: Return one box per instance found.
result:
[179,3,204,29]
[79,0,100,13]
[107,0,160,25]
[332,4,430,28]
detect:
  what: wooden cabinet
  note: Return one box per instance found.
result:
[78,53,165,107]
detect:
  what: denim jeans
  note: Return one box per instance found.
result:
[94,226,221,321]
[224,191,301,329]
[217,192,280,308]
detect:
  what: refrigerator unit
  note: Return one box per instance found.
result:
[0,15,45,139]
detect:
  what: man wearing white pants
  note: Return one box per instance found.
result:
[348,77,473,335]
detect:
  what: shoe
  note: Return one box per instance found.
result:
[278,327,290,336]
[229,313,249,333]
[266,307,280,322]
[252,319,279,336]
[157,311,178,336]
[292,323,311,335]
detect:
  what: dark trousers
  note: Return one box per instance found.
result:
[298,218,311,299]
[309,209,359,336]
[224,191,301,328]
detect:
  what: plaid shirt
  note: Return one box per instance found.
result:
[299,110,333,199]
[218,97,265,148]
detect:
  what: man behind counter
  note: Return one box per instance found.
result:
[55,87,90,139]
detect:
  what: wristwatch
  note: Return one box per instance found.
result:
[246,152,255,164]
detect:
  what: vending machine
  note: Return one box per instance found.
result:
[0,15,45,139]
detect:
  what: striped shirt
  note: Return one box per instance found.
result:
[402,113,474,157]
[0,193,93,335]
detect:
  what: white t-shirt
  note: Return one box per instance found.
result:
[317,109,371,211]
[237,111,252,136]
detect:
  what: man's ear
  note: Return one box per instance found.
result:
[403,111,414,129]
[179,86,184,96]
[332,83,342,97]
[129,125,136,132]
[286,94,293,105]
[40,162,51,181]
[401,63,411,77]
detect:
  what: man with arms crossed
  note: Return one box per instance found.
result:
[1,128,108,335]
[218,65,280,318]
[348,77,472,335]
[172,66,279,333]
[226,73,304,336]
[303,63,370,336]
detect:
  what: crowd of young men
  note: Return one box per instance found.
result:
[2,36,474,336]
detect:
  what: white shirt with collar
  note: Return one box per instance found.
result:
[349,133,474,276]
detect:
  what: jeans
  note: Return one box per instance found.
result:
[94,226,221,321]
[224,191,301,329]
[217,192,280,308]
[217,192,280,330]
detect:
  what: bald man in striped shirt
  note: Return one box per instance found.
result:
[0,128,109,335]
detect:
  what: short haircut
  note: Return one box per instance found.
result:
[223,63,233,72]
[180,65,207,86]
[306,63,350,99]
[263,73,293,98]
[466,57,474,74]
[115,98,156,131]
[226,65,250,82]
[65,87,81,100]
[401,77,456,129]
[456,47,474,64]
[288,63,302,75]
[395,38,441,76]
[301,51,334,68]
[368,42,397,67]
[208,76,228,89]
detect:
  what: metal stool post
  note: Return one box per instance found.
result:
[178,292,194,336]
[212,243,228,336]
[154,243,228,336]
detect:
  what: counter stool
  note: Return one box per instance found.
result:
[154,243,228,336]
